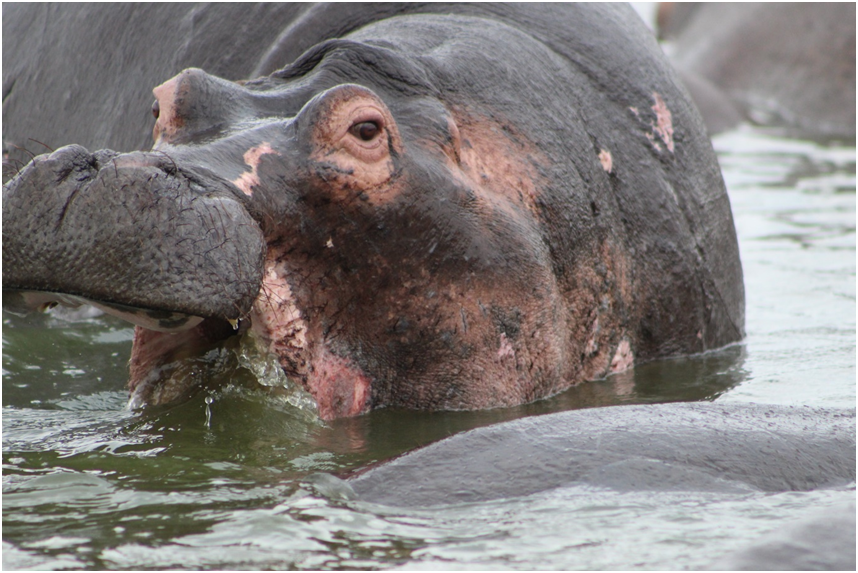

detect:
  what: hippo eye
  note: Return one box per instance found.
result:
[350,121,380,142]
[152,100,160,120]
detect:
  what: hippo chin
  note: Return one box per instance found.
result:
[2,4,744,419]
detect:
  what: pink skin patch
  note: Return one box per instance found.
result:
[598,148,613,173]
[152,77,181,145]
[497,332,515,360]
[650,92,675,153]
[610,339,634,373]
[584,316,600,356]
[630,95,675,154]
[249,254,370,419]
[306,349,372,419]
[232,143,281,196]
[250,257,307,360]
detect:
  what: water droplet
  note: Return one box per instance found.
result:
[204,395,214,428]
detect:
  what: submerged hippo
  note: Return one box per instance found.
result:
[2,4,744,418]
[344,403,856,569]
[347,403,856,506]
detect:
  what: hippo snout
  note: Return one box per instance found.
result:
[2,145,266,322]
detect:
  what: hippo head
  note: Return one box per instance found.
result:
[4,44,570,418]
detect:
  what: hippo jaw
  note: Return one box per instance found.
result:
[124,264,318,414]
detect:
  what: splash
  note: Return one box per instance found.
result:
[234,330,319,416]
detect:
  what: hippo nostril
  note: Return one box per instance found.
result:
[152,99,160,120]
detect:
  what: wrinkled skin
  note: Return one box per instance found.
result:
[3,4,744,418]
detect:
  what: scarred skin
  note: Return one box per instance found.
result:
[2,4,744,419]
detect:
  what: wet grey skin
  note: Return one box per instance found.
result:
[348,403,856,507]
[3,4,744,417]
[344,402,856,570]
[3,146,266,322]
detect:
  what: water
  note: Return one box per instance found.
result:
[2,125,855,570]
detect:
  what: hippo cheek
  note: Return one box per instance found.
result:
[242,255,373,420]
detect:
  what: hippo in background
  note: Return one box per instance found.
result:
[3,3,744,417]
[656,2,857,138]
[2,3,304,180]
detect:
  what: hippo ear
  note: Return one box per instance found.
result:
[297,84,404,195]
[151,68,247,147]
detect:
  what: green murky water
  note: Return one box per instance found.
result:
[3,125,855,570]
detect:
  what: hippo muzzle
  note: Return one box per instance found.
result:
[3,142,272,406]
[3,144,266,322]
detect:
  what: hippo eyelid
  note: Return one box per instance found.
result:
[346,106,385,132]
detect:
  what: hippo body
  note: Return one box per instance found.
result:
[3,4,744,418]
[345,403,856,569]
[348,402,856,506]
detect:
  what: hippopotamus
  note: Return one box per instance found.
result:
[343,403,856,570]
[2,3,745,419]
[656,3,857,138]
[346,403,856,506]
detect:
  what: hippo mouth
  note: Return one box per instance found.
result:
[2,144,308,408]
[7,290,251,405]
[9,285,316,412]
[127,315,244,408]
[125,255,314,410]
[124,258,318,411]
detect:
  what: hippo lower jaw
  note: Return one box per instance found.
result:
[126,256,372,420]
[7,289,252,409]
[127,317,243,409]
